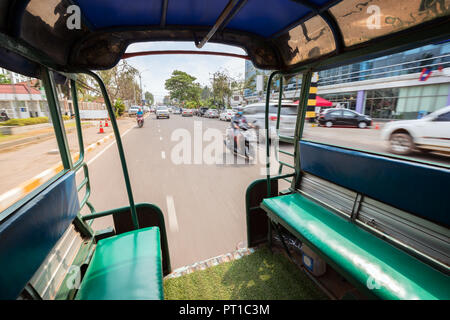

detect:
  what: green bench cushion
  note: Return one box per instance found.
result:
[261,193,450,300]
[76,227,163,300]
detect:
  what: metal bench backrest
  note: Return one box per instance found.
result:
[0,172,80,299]
[297,141,450,268]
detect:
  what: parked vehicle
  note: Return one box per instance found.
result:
[242,102,298,138]
[205,109,219,118]
[381,106,450,155]
[220,109,235,121]
[182,108,194,117]
[318,109,372,128]
[156,106,170,119]
[198,107,209,117]
[128,106,140,116]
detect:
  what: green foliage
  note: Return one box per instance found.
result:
[0,74,11,84]
[211,70,232,109]
[165,70,201,104]
[185,101,198,109]
[95,61,141,103]
[113,98,126,117]
[0,117,49,126]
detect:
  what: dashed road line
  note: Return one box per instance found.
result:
[166,195,179,232]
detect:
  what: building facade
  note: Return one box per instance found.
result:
[244,42,450,119]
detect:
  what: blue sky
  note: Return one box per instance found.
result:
[125,42,247,103]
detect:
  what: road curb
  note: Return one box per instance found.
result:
[164,247,256,279]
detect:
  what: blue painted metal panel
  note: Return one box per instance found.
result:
[73,0,162,29]
[299,141,450,227]
[227,0,311,37]
[0,172,79,300]
[72,0,336,36]
[166,0,229,26]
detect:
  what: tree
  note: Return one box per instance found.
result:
[144,92,154,105]
[201,86,212,100]
[0,74,11,84]
[96,60,141,104]
[164,70,201,105]
[211,70,232,109]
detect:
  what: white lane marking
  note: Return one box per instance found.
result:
[161,151,166,159]
[166,195,179,232]
[160,137,163,141]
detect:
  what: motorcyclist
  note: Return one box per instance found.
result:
[231,107,254,152]
[136,107,144,117]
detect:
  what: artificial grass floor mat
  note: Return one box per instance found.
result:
[164,247,328,300]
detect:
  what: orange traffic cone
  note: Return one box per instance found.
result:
[98,121,104,134]
[105,118,109,127]
[375,124,380,130]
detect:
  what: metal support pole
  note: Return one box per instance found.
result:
[85,71,140,230]
[265,71,280,198]
[291,71,312,191]
[41,67,72,170]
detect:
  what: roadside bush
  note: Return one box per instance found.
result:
[114,99,125,117]
[185,101,197,109]
[0,117,49,126]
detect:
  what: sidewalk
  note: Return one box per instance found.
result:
[0,117,136,195]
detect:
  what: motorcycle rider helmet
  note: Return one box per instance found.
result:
[236,106,244,115]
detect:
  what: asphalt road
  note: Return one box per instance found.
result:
[81,114,449,270]
[84,115,266,270]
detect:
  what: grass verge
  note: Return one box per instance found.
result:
[164,247,328,300]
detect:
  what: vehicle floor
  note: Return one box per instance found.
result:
[163,247,328,300]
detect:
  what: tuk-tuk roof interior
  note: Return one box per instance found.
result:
[0,0,449,76]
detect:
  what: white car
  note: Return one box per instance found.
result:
[156,106,170,119]
[128,106,140,116]
[220,110,235,121]
[381,106,450,155]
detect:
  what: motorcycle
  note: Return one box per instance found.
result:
[137,115,144,128]
[224,120,259,160]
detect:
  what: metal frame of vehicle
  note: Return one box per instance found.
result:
[0,0,449,300]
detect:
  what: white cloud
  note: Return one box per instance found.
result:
[124,42,246,103]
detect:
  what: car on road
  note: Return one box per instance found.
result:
[128,106,140,116]
[173,108,182,115]
[182,108,194,117]
[197,107,209,117]
[156,106,170,119]
[220,109,235,121]
[318,109,372,128]
[242,102,298,138]
[205,109,219,118]
[381,105,450,155]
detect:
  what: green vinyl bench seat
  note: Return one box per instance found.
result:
[261,193,450,300]
[76,227,164,300]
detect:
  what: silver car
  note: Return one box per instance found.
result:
[128,106,140,116]
[156,106,170,119]
[242,102,298,138]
